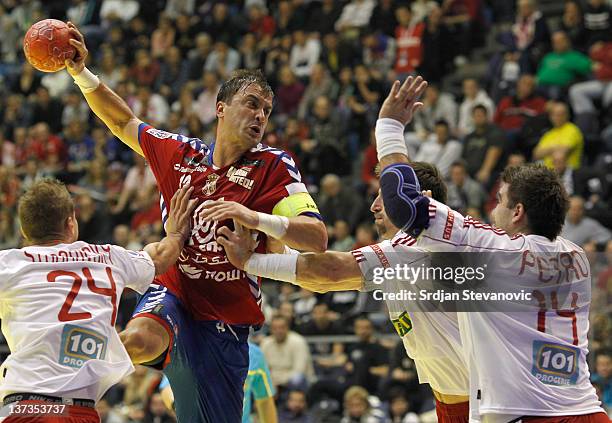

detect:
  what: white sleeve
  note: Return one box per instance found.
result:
[351,238,428,291]
[110,245,156,294]
[419,199,526,252]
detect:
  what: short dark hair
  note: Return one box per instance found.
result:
[411,161,448,204]
[216,69,273,104]
[434,119,449,128]
[501,164,569,240]
[472,104,488,115]
[18,178,74,242]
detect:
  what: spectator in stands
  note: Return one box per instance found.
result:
[414,120,462,178]
[388,392,420,423]
[309,0,342,35]
[278,390,312,423]
[559,0,587,52]
[205,41,240,81]
[187,33,213,81]
[510,0,551,72]
[419,5,450,84]
[591,349,612,410]
[533,102,584,170]
[275,0,307,37]
[379,341,422,407]
[330,220,356,252]
[151,14,176,59]
[369,0,398,37]
[261,315,315,392]
[156,46,190,103]
[317,174,366,232]
[494,74,547,141]
[143,392,175,423]
[129,49,161,88]
[344,317,389,395]
[289,30,321,80]
[132,84,170,128]
[195,71,220,129]
[202,3,243,45]
[562,196,612,246]
[361,31,396,81]
[320,33,356,76]
[394,6,425,77]
[335,0,376,40]
[446,160,487,218]
[341,386,387,423]
[276,65,306,118]
[298,64,339,120]
[352,223,377,250]
[462,104,506,187]
[583,0,611,48]
[100,0,139,25]
[536,31,592,99]
[238,33,263,70]
[95,397,125,423]
[458,78,495,137]
[298,302,345,373]
[0,4,20,64]
[569,40,612,136]
[413,84,458,138]
[31,86,64,133]
[246,4,275,42]
[173,14,196,58]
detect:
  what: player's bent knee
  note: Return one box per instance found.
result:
[380,163,431,236]
[120,317,170,364]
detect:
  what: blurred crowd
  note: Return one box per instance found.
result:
[0,0,611,421]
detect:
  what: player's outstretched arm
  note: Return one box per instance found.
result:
[64,22,144,155]
[216,222,361,292]
[376,75,428,170]
[202,200,328,252]
[144,184,197,275]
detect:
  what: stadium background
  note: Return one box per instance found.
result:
[0,0,611,421]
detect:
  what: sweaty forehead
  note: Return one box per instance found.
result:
[239,84,273,105]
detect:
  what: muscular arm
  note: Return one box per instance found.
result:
[65,22,143,155]
[143,233,185,276]
[78,83,143,155]
[280,216,327,252]
[295,252,363,292]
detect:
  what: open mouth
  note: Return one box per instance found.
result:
[248,125,261,136]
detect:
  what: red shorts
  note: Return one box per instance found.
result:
[435,399,470,423]
[4,400,100,423]
[521,412,611,423]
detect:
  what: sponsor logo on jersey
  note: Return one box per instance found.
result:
[443,211,455,240]
[174,163,208,173]
[59,325,108,369]
[202,173,220,196]
[227,166,254,190]
[371,244,391,268]
[146,128,175,139]
[391,311,413,337]
[531,340,580,386]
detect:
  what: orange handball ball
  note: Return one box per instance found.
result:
[23,19,76,73]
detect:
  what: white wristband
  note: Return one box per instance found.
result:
[256,212,289,239]
[283,245,300,255]
[375,118,407,161]
[71,67,100,94]
[244,253,298,283]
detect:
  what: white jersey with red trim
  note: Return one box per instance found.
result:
[420,199,603,420]
[0,242,155,402]
[352,232,469,395]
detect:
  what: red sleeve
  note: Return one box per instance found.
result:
[137,123,190,181]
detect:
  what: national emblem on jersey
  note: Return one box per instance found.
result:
[202,173,219,196]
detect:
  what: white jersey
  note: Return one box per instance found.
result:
[0,241,155,402]
[352,232,469,396]
[420,198,604,420]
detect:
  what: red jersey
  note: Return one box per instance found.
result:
[138,124,321,326]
